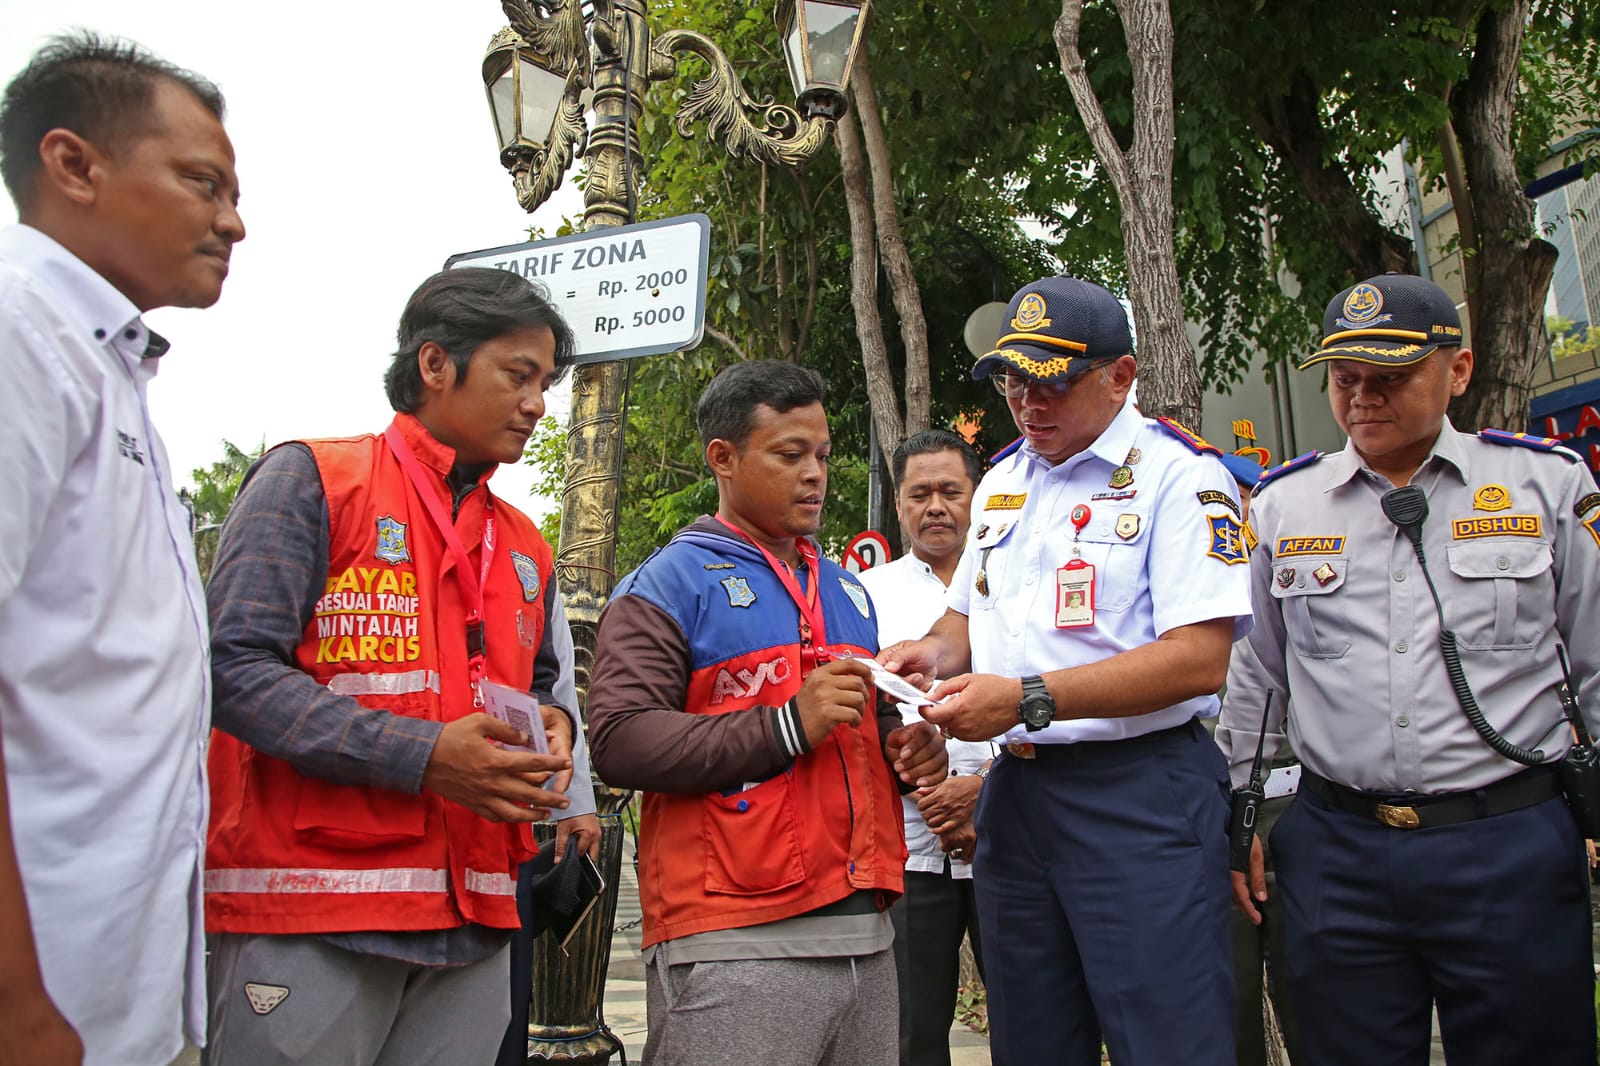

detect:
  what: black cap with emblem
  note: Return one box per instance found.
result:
[1300,273,1465,370]
[971,275,1132,384]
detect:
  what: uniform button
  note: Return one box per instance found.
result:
[1496,556,1510,571]
[93,328,107,340]
[1099,526,1110,536]
[736,799,749,812]
[1397,715,1410,727]
[1296,578,1306,589]
[124,328,138,340]
[1025,573,1035,585]
[1395,641,1409,653]
[1393,570,1406,582]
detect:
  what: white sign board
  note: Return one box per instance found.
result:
[446,214,711,365]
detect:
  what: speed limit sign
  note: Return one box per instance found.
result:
[842,530,892,573]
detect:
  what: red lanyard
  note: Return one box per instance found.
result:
[714,515,828,673]
[385,425,496,700]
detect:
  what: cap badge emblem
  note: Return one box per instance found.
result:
[1342,282,1384,324]
[1011,292,1051,332]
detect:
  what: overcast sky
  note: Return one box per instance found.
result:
[1,0,585,509]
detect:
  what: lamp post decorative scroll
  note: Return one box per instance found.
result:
[482,1,867,1061]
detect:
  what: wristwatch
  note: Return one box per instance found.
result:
[1018,675,1055,732]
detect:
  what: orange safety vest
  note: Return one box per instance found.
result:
[206,414,553,935]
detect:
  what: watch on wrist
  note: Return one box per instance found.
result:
[1018,675,1055,732]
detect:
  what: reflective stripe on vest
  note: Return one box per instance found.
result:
[205,866,516,896]
[325,669,441,697]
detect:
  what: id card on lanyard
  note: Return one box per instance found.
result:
[714,515,828,675]
[385,426,496,705]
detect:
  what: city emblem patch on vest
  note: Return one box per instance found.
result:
[721,575,756,608]
[509,551,541,602]
[375,516,410,564]
[1206,514,1247,565]
[839,577,870,618]
[1473,485,1512,512]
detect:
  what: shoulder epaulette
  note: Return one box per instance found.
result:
[1154,417,1222,456]
[1479,428,1579,461]
[1255,450,1322,490]
[990,437,1023,463]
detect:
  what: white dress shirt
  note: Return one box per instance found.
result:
[0,225,210,1063]
[859,553,996,878]
[949,400,1254,746]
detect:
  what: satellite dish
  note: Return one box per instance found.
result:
[963,302,1010,358]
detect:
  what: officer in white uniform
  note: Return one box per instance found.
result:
[881,275,1254,1066]
[1218,273,1600,1066]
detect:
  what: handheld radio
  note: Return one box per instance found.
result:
[1228,693,1273,874]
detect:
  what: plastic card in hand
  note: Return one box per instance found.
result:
[479,680,549,754]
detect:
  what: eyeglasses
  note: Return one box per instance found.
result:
[991,370,1072,399]
[990,362,1111,399]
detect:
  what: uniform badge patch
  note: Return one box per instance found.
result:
[1276,567,1295,588]
[509,551,541,602]
[1473,485,1512,512]
[1116,513,1141,540]
[1092,489,1138,502]
[1312,562,1338,586]
[704,562,736,570]
[1242,520,1259,552]
[985,493,1027,511]
[1584,511,1600,551]
[721,575,756,608]
[1575,493,1600,519]
[1108,466,1134,489]
[839,578,870,618]
[1207,514,1247,565]
[244,982,290,1016]
[375,516,410,564]
[1340,282,1385,325]
[1197,489,1241,518]
[1451,515,1542,540]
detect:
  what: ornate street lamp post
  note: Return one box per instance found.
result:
[483,1,867,1061]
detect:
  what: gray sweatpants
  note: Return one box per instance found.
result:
[641,950,898,1066]
[204,934,510,1066]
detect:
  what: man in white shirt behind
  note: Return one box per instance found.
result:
[859,429,996,1066]
[0,33,244,1066]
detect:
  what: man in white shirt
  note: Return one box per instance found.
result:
[858,429,996,1066]
[0,33,244,1066]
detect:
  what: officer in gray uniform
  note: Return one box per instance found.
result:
[1217,273,1600,1066]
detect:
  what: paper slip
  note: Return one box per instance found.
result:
[479,680,550,754]
[836,653,946,707]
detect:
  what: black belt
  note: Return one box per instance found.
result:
[1300,766,1560,830]
[1003,720,1197,760]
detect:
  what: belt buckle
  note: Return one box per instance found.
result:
[1376,803,1420,829]
[1005,741,1036,760]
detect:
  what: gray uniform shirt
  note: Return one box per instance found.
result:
[1218,420,1600,793]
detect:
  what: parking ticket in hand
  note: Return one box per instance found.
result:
[479,680,550,754]
[827,651,946,708]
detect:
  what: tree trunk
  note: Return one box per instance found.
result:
[853,52,931,441]
[1253,75,1415,280]
[1055,0,1202,427]
[836,108,906,459]
[1446,0,1559,431]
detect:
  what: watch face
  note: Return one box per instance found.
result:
[1020,697,1054,731]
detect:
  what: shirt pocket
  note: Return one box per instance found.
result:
[1268,555,1351,660]
[1444,541,1554,650]
[1075,508,1151,613]
[702,771,807,896]
[293,779,428,849]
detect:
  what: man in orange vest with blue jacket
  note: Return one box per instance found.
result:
[204,268,599,1065]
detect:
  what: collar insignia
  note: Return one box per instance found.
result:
[375,516,410,565]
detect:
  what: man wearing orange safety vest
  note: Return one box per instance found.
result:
[203,268,600,1065]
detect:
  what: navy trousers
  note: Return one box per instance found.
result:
[1272,785,1596,1066]
[973,719,1237,1066]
